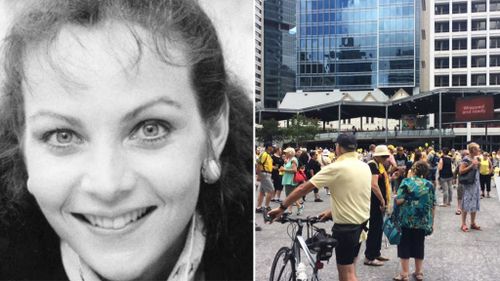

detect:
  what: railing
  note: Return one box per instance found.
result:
[314,129,455,141]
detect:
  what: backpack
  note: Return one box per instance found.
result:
[428,154,439,168]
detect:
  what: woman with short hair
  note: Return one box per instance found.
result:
[393,161,436,281]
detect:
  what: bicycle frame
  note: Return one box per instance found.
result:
[289,219,321,280]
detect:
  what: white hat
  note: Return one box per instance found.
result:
[373,145,391,157]
[322,150,330,156]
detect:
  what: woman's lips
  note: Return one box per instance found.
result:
[72,206,156,230]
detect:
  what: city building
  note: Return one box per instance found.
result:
[256,0,264,103]
[296,0,419,94]
[263,0,296,108]
[420,0,500,90]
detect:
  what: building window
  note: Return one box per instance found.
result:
[435,22,449,33]
[491,0,500,11]
[435,75,449,87]
[472,1,486,12]
[421,29,426,39]
[471,74,486,85]
[452,20,467,32]
[422,0,426,10]
[452,56,467,68]
[435,57,449,69]
[434,39,452,51]
[491,18,500,30]
[490,73,500,85]
[435,3,449,14]
[491,37,500,48]
[490,55,500,66]
[472,19,487,31]
[421,60,426,68]
[371,117,374,124]
[452,2,467,13]
[471,56,487,67]
[471,37,487,49]
[452,38,467,50]
[452,75,467,86]
[435,39,449,51]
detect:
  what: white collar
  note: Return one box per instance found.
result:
[61,213,206,281]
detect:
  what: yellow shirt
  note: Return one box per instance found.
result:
[258,151,273,173]
[479,158,490,175]
[310,152,371,226]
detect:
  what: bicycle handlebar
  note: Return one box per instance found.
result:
[263,211,329,225]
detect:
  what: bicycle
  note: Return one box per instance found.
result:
[264,213,337,281]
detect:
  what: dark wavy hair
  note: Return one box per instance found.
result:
[0,0,253,280]
[411,160,430,178]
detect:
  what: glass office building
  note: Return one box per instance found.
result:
[297,0,418,91]
[263,0,296,108]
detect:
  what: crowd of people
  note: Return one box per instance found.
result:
[258,138,499,281]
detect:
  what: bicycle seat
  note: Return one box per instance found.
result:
[305,229,337,261]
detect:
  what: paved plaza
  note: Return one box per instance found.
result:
[255,178,500,281]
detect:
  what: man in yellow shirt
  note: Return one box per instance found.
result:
[256,143,275,212]
[268,134,371,281]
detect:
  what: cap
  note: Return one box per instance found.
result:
[335,134,357,150]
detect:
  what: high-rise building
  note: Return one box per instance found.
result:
[256,0,264,103]
[263,0,296,108]
[296,0,419,93]
[421,0,500,91]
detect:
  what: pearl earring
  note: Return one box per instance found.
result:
[201,158,221,184]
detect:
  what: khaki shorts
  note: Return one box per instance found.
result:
[259,172,274,193]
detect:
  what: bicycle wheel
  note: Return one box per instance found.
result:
[269,247,296,281]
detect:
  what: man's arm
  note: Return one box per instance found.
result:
[268,181,317,220]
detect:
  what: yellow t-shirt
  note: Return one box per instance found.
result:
[309,152,371,226]
[258,151,273,173]
[479,158,490,175]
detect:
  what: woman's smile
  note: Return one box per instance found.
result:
[72,206,157,231]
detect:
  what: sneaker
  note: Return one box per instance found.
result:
[255,207,263,213]
[255,225,262,231]
[314,198,323,202]
[297,204,304,216]
[270,198,277,202]
[265,206,272,212]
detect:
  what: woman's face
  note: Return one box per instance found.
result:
[22,24,206,280]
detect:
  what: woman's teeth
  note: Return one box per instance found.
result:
[83,208,149,229]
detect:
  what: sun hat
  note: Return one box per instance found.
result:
[373,145,391,157]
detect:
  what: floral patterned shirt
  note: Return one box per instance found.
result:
[396,176,436,235]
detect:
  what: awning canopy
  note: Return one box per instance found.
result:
[256,88,500,122]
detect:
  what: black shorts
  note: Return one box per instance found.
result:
[397,227,425,259]
[331,223,365,265]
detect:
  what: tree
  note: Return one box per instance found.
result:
[256,118,284,143]
[284,114,320,146]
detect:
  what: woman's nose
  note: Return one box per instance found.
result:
[80,144,136,203]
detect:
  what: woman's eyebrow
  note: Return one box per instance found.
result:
[28,111,82,127]
[123,97,182,121]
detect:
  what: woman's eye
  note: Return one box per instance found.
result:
[131,120,170,145]
[42,129,83,150]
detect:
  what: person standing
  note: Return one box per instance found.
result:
[438,148,454,206]
[280,147,303,215]
[271,147,284,202]
[479,152,493,198]
[256,143,274,212]
[364,145,391,266]
[306,150,323,202]
[269,134,371,281]
[460,143,481,232]
[393,161,436,281]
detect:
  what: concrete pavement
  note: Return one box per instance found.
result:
[255,178,500,280]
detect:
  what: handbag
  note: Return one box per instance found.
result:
[293,170,306,184]
[383,199,401,245]
[459,159,476,185]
